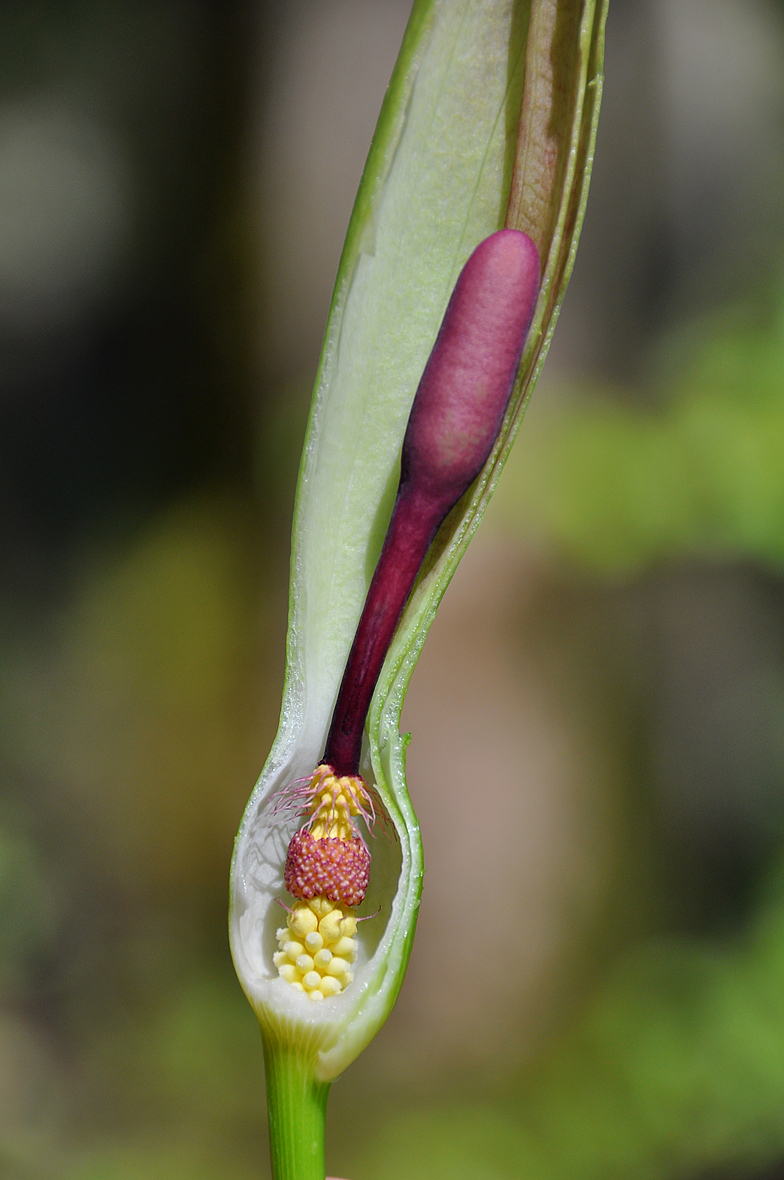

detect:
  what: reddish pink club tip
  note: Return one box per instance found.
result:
[324,230,540,776]
[401,228,540,513]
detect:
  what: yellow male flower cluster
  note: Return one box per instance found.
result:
[274,898,357,1001]
[307,768,369,839]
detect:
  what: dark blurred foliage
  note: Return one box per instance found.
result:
[0,3,277,1177]
[0,1,265,606]
[5,1,784,1178]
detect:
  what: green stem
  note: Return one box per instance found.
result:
[262,1036,331,1180]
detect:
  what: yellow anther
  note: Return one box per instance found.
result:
[289,908,318,938]
[318,910,342,941]
[275,898,358,1000]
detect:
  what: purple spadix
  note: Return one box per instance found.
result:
[324,229,540,775]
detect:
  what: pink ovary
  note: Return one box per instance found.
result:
[284,829,370,908]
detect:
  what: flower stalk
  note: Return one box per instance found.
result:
[230,2,608,1177]
[262,1044,330,1180]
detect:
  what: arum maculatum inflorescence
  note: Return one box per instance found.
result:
[231,3,607,1176]
[275,229,540,1001]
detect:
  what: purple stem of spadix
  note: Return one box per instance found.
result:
[323,229,540,776]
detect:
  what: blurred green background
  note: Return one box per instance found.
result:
[4,1,784,1177]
